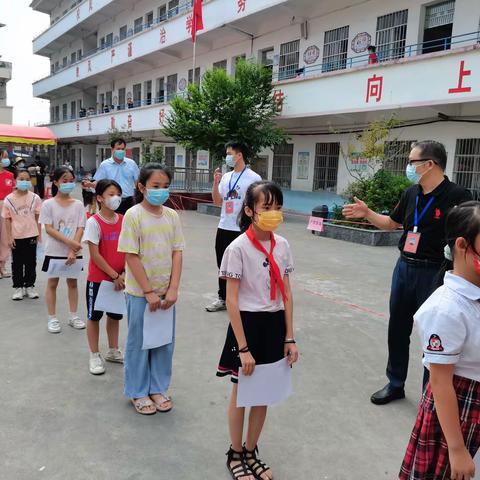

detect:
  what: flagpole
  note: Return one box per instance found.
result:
[192,8,197,78]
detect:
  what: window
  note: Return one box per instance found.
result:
[62,103,67,121]
[423,1,455,54]
[54,61,59,71]
[213,59,227,71]
[106,91,113,107]
[144,80,152,105]
[134,17,143,34]
[453,138,480,200]
[55,105,60,122]
[70,100,76,119]
[62,56,67,67]
[165,146,175,168]
[146,11,154,27]
[155,77,165,103]
[70,52,77,64]
[100,37,106,49]
[105,33,113,47]
[232,54,246,75]
[272,144,294,188]
[77,49,82,60]
[188,67,200,86]
[119,25,127,40]
[384,141,416,176]
[133,83,142,107]
[376,9,408,61]
[99,93,105,112]
[322,26,349,72]
[278,40,300,80]
[157,4,167,22]
[314,143,339,191]
[50,107,54,123]
[167,74,178,101]
[260,47,274,77]
[118,88,126,109]
[168,0,179,18]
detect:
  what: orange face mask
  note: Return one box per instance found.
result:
[255,210,284,232]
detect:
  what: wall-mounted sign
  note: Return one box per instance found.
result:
[351,32,372,53]
[303,45,320,65]
[297,152,310,179]
[197,150,209,169]
[178,78,187,92]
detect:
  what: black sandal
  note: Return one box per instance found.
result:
[243,445,273,480]
[226,446,254,480]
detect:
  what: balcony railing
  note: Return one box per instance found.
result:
[171,167,214,193]
[274,30,480,82]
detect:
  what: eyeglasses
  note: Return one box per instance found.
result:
[407,158,434,166]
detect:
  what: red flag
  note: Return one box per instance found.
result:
[192,0,204,43]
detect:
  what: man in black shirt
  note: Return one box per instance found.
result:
[343,140,472,405]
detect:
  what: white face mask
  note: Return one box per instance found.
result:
[105,195,122,211]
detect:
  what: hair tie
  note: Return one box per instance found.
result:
[444,244,453,261]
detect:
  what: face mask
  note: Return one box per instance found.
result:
[16,180,32,191]
[105,195,122,211]
[114,150,125,161]
[225,155,236,168]
[59,182,75,194]
[146,188,169,206]
[406,162,429,184]
[1,158,10,168]
[255,210,284,232]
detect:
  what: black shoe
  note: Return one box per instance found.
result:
[370,383,405,405]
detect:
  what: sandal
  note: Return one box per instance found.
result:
[243,445,273,480]
[150,393,173,412]
[131,397,156,415]
[226,446,254,480]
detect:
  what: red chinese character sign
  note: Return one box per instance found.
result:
[448,60,472,94]
[110,116,116,129]
[365,74,383,103]
[111,49,115,63]
[273,90,285,112]
[160,28,166,44]
[186,15,193,35]
[76,122,80,132]
[76,66,80,78]
[76,7,80,21]
[88,60,92,72]
[237,0,246,13]
[88,120,92,131]
[127,114,133,129]
[159,109,165,125]
[127,42,133,58]
[89,0,93,11]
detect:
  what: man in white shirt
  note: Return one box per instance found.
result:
[206,141,262,312]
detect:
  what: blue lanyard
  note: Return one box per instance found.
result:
[228,167,247,196]
[414,195,435,233]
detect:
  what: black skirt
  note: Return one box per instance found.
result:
[217,310,286,383]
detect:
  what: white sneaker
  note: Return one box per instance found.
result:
[12,288,23,301]
[205,298,227,312]
[104,348,124,364]
[47,318,61,333]
[68,316,86,330]
[25,287,39,299]
[89,353,106,375]
[22,287,27,297]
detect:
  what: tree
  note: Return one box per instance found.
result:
[106,127,132,146]
[163,60,289,164]
[141,139,164,165]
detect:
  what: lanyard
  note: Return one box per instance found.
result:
[413,195,435,233]
[228,167,247,196]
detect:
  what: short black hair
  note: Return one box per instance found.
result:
[95,178,122,197]
[225,141,250,163]
[110,137,126,149]
[411,140,447,170]
[14,168,30,179]
[368,45,376,52]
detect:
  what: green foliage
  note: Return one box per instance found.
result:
[331,204,344,221]
[106,127,132,146]
[141,139,164,165]
[163,60,288,164]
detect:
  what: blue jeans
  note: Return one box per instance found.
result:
[386,257,441,388]
[124,294,176,398]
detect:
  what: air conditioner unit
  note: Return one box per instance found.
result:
[301,20,308,40]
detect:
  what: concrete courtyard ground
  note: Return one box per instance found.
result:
[0,209,424,479]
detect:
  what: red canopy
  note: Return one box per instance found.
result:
[0,124,57,146]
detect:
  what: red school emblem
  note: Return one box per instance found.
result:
[434,208,441,219]
[426,334,444,352]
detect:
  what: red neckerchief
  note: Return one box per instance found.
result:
[245,224,287,304]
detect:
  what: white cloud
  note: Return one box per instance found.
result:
[0,0,50,126]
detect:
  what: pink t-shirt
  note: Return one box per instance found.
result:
[1,191,42,239]
[220,232,294,312]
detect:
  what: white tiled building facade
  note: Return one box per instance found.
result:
[0,22,13,124]
[31,0,480,197]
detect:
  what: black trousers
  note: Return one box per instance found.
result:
[11,237,37,288]
[386,256,442,388]
[215,228,241,301]
[117,196,134,215]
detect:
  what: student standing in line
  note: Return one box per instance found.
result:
[400,201,480,480]
[39,166,86,334]
[2,168,42,301]
[118,163,184,415]
[0,150,15,278]
[82,179,125,376]
[216,181,298,480]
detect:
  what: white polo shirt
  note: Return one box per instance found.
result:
[415,271,480,382]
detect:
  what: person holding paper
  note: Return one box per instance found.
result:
[216,181,298,480]
[82,179,126,376]
[39,166,86,334]
[400,202,480,480]
[118,163,184,416]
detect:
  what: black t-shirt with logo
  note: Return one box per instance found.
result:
[390,177,472,261]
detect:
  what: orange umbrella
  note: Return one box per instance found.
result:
[0,124,57,146]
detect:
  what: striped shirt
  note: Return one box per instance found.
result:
[118,204,185,297]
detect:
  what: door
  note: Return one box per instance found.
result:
[314,143,339,191]
[118,88,126,109]
[156,78,165,103]
[133,83,142,107]
[167,74,177,101]
[423,1,455,53]
[144,80,152,105]
[272,144,293,188]
[70,101,76,119]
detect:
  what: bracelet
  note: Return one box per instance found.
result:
[284,339,296,344]
[238,346,249,353]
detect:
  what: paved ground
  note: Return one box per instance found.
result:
[0,209,424,479]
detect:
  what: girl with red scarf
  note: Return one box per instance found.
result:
[216,181,298,480]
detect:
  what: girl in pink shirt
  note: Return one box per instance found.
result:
[2,169,42,301]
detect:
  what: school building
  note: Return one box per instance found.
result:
[31,0,480,198]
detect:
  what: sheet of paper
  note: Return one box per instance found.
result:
[142,305,174,350]
[237,357,293,408]
[93,280,127,315]
[47,258,84,278]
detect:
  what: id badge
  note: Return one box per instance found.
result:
[404,231,421,254]
[225,201,234,215]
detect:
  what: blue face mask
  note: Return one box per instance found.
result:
[59,182,75,194]
[114,150,125,161]
[16,180,32,191]
[225,154,236,168]
[1,158,10,168]
[146,188,169,206]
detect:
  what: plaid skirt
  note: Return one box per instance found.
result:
[399,375,480,480]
